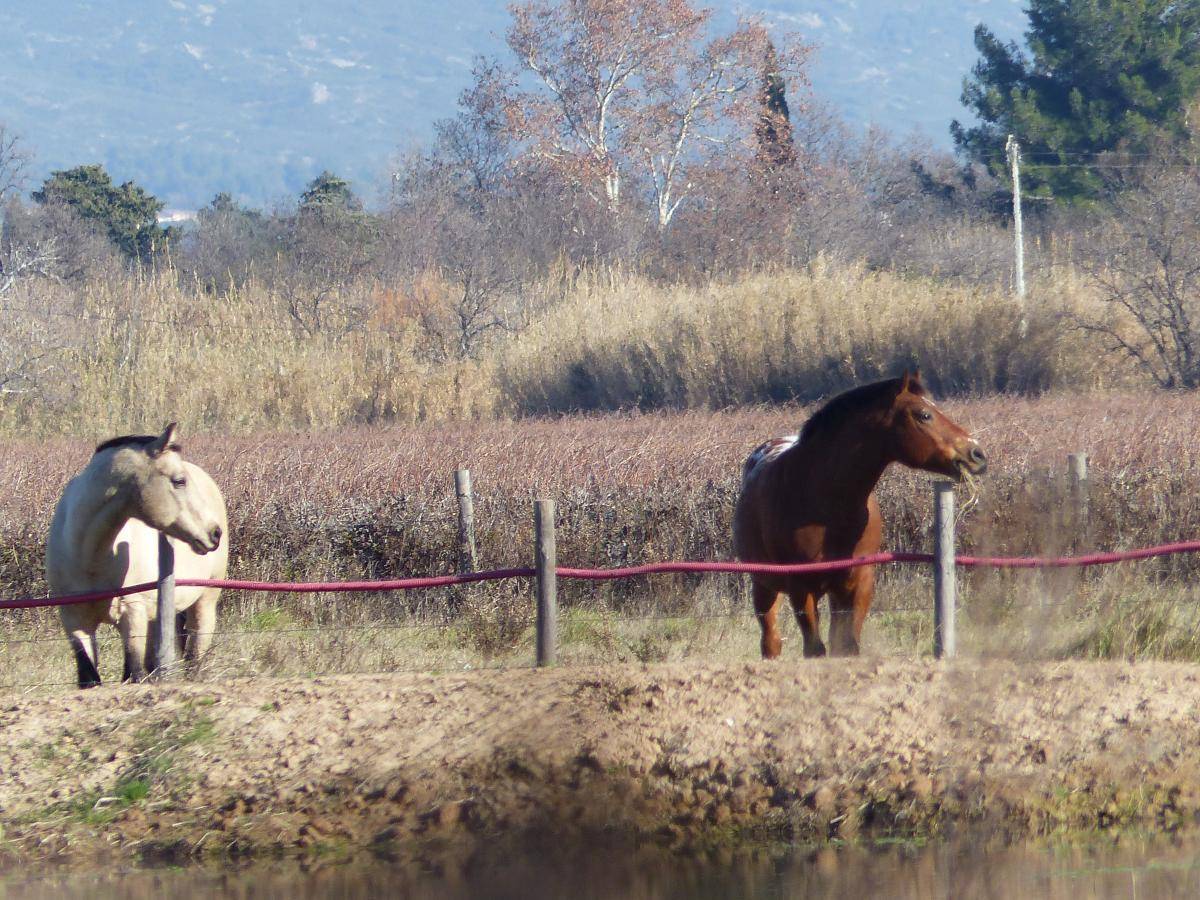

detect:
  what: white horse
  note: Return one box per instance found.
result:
[46,423,229,688]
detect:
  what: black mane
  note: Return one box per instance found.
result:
[799,377,924,444]
[94,434,180,455]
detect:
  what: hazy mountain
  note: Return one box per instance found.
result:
[0,1,1026,211]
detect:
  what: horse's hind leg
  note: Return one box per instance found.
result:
[184,589,220,675]
[788,589,827,658]
[176,611,188,657]
[752,582,784,659]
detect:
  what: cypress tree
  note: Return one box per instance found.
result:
[756,41,796,170]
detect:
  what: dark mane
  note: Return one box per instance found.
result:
[94,434,180,455]
[799,377,924,444]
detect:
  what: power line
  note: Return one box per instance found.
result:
[1026,162,1200,170]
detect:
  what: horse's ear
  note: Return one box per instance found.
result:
[898,368,923,395]
[149,422,179,457]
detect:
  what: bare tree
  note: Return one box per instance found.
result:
[0,224,57,298]
[266,190,383,336]
[478,0,808,231]
[3,196,119,283]
[182,193,276,293]
[386,149,529,361]
[0,123,30,204]
[635,21,809,231]
[500,0,704,209]
[0,197,63,399]
[1078,166,1200,388]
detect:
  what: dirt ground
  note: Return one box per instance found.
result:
[1,658,1198,868]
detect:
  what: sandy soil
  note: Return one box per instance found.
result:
[0,658,1198,866]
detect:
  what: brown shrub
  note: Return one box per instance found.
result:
[3,392,1199,611]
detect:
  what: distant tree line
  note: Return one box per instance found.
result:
[4,0,1200,389]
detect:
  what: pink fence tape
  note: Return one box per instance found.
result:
[8,540,1200,609]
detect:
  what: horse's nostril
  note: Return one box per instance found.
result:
[970,446,986,464]
[210,526,222,546]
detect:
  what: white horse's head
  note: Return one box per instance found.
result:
[110,423,224,555]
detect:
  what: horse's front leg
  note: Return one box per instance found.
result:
[784,582,826,658]
[829,566,875,656]
[60,606,102,688]
[70,630,101,688]
[119,603,151,683]
[752,581,784,659]
[144,611,193,677]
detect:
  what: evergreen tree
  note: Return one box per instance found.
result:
[756,41,796,169]
[953,0,1200,200]
[204,192,241,216]
[31,164,171,258]
[299,171,361,212]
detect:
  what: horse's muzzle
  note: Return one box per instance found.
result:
[958,444,987,477]
[185,526,222,555]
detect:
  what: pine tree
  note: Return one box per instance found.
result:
[299,171,361,212]
[32,164,170,259]
[953,0,1200,200]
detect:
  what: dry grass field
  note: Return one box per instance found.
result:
[0,257,1191,687]
[2,390,1200,688]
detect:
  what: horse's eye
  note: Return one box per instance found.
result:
[915,409,933,423]
[171,475,187,488]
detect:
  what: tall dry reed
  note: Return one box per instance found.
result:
[495,262,1127,414]
[0,261,1139,436]
[0,269,490,437]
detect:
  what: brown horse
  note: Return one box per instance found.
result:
[732,371,986,658]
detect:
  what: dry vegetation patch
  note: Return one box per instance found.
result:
[1,392,1200,684]
[0,263,1142,437]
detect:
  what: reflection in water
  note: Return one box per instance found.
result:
[5,835,1200,899]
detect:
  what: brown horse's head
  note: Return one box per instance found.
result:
[884,370,986,480]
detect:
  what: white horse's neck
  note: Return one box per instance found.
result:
[65,453,145,576]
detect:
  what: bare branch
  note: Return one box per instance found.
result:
[0,123,30,203]
[1076,164,1200,388]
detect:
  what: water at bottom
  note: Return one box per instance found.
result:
[5,834,1199,899]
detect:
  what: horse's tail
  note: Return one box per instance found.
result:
[742,435,798,487]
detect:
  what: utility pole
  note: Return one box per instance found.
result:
[1006,134,1027,335]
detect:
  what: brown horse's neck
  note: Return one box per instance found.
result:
[781,419,894,509]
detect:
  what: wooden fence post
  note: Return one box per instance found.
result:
[933,481,956,660]
[535,499,557,667]
[454,469,478,574]
[1068,452,1090,546]
[155,532,176,680]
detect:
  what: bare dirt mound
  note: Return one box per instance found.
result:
[1,658,1197,866]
